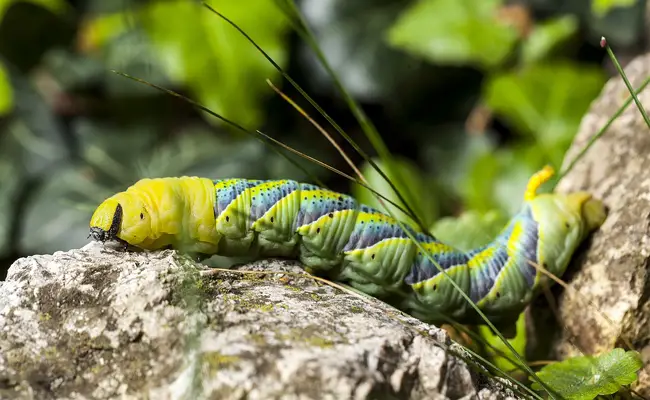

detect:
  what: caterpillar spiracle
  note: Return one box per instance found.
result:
[88,166,606,330]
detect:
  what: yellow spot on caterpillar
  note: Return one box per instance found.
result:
[524,165,555,201]
[468,247,496,268]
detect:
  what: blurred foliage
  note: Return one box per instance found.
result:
[387,0,520,69]
[430,209,508,251]
[352,157,439,230]
[81,0,290,127]
[0,60,11,115]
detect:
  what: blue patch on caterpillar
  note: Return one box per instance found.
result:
[213,179,264,216]
[469,244,509,302]
[294,184,358,227]
[517,206,539,288]
[404,242,471,285]
[343,214,416,251]
[249,180,299,221]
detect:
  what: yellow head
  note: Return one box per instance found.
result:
[88,192,152,248]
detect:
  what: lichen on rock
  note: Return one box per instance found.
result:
[0,242,517,399]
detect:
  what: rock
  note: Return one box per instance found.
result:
[553,52,650,395]
[0,242,518,399]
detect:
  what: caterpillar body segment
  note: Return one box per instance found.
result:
[89,167,607,326]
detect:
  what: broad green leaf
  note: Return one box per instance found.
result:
[521,15,579,65]
[0,60,12,115]
[478,311,527,374]
[591,0,637,17]
[429,209,508,251]
[352,157,439,230]
[0,0,68,20]
[423,129,496,209]
[387,0,519,69]
[139,0,290,128]
[484,63,606,161]
[463,151,501,213]
[531,348,643,400]
[464,145,546,215]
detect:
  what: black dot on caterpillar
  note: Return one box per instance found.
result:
[317,228,321,233]
[564,222,570,229]
[433,284,437,290]
[140,213,143,220]
[270,216,274,223]
[328,213,333,218]
[371,254,375,259]
[496,292,501,298]
[226,216,230,222]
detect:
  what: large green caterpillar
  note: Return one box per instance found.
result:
[89,166,606,330]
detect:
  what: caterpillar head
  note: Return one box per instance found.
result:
[527,191,607,277]
[89,193,152,248]
[531,191,607,238]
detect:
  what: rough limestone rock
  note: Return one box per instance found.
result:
[553,52,650,395]
[0,242,517,399]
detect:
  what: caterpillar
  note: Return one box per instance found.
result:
[88,166,606,331]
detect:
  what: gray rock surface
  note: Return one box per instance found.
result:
[554,52,650,395]
[0,242,518,399]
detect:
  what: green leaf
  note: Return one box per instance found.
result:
[478,311,527,374]
[591,0,637,17]
[0,0,69,20]
[387,0,519,69]
[139,0,290,128]
[484,63,606,160]
[0,60,12,115]
[531,348,643,400]
[521,15,579,65]
[429,209,508,251]
[423,129,496,206]
[352,157,439,230]
[464,144,546,215]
